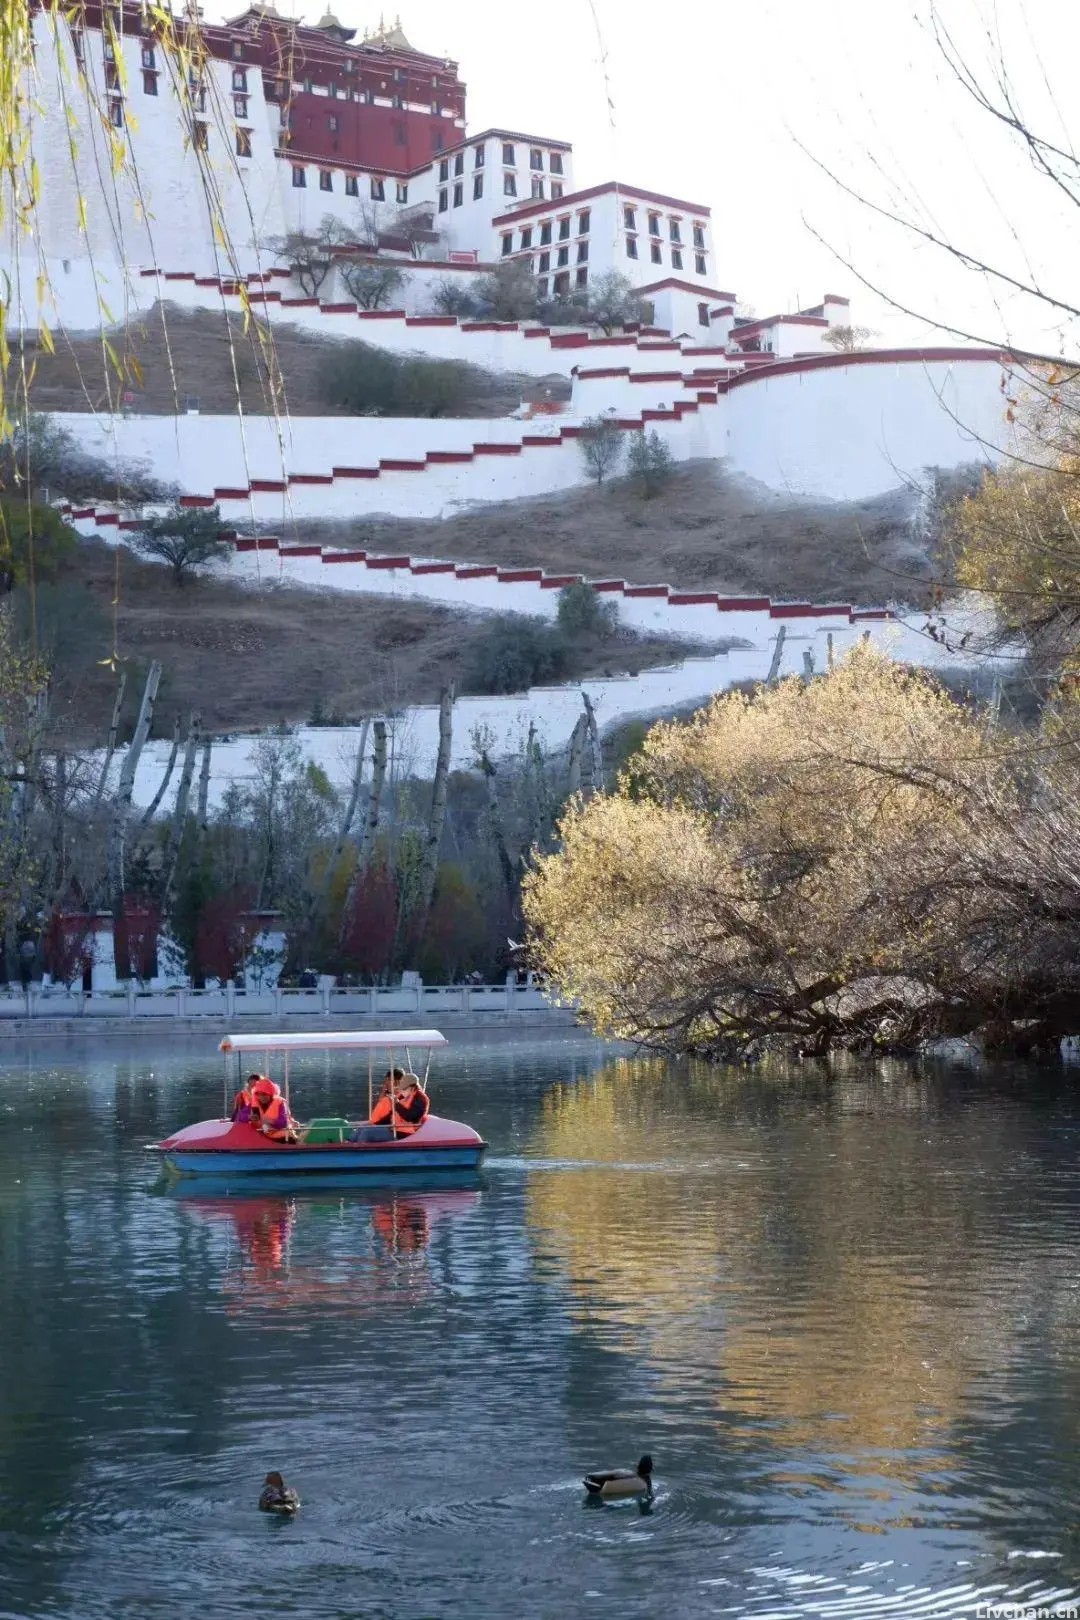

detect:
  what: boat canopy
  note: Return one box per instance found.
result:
[219,1030,448,1054]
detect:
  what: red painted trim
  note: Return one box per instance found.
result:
[320,302,357,314]
[213,487,249,500]
[331,466,379,478]
[405,316,458,327]
[411,561,456,574]
[521,435,563,446]
[636,278,735,301]
[323,550,368,563]
[623,586,668,598]
[249,479,287,493]
[289,473,334,485]
[379,458,427,471]
[539,574,582,589]
[426,450,474,464]
[474,443,521,455]
[669,592,719,606]
[717,597,771,611]
[279,545,322,557]
[280,297,320,309]
[628,371,683,383]
[494,180,712,226]
[575,367,629,379]
[456,566,498,579]
[725,346,1013,388]
[94,512,119,525]
[768,602,815,618]
[357,309,407,319]
[498,569,544,582]
[178,495,216,508]
[366,555,411,569]
[592,580,625,592]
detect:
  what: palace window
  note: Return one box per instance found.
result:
[502,141,515,165]
[392,95,404,109]
[71,28,85,65]
[102,39,114,61]
[577,209,590,235]
[650,242,662,264]
[669,219,682,243]
[648,212,660,236]
[698,302,709,327]
[235,127,252,157]
[520,227,532,249]
[105,63,120,91]
[551,182,563,199]
[454,151,464,175]
[553,271,569,295]
[320,170,333,191]
[503,172,516,196]
[539,250,550,272]
[109,98,125,128]
[439,157,449,181]
[550,151,564,174]
[577,240,588,263]
[396,182,408,203]
[453,182,463,206]
[393,121,406,146]
[501,233,513,256]
[141,45,155,68]
[474,144,485,167]
[576,266,588,289]
[292,165,306,187]
[143,70,158,95]
[557,245,569,267]
[473,174,483,199]
[623,206,636,230]
[539,221,551,245]
[537,276,548,298]
[393,66,402,81]
[329,83,339,98]
[232,40,243,58]
[328,113,339,132]
[193,118,210,149]
[531,177,544,199]
[695,252,706,275]
[232,67,247,92]
[693,222,705,250]
[671,248,682,270]
[625,235,638,259]
[234,94,249,118]
[432,130,444,151]
[345,174,358,196]
[438,189,448,212]
[530,148,543,170]
[558,217,570,239]
[371,176,385,199]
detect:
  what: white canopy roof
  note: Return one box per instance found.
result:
[219,1030,448,1054]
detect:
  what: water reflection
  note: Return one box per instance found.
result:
[1,1034,1080,1619]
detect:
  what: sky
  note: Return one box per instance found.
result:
[208,0,1080,354]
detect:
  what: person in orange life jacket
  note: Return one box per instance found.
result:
[250,1076,298,1143]
[231,1074,266,1124]
[392,1074,430,1135]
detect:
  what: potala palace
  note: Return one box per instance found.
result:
[5,0,1026,795]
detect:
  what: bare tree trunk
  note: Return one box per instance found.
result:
[766,626,787,686]
[108,661,162,979]
[478,748,517,907]
[413,685,454,940]
[826,631,835,671]
[581,693,603,793]
[196,736,213,832]
[357,720,388,873]
[304,719,369,951]
[92,672,128,814]
[138,717,181,830]
[566,713,587,798]
[158,714,201,917]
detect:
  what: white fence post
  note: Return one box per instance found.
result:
[127,982,136,1018]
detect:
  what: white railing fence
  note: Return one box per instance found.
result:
[0,981,565,1021]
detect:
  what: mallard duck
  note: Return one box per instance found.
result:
[258,1471,300,1515]
[583,1455,653,1499]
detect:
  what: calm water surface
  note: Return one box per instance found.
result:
[1,1032,1079,1619]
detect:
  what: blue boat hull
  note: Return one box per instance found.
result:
[164,1143,485,1177]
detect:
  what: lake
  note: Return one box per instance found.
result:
[0,1032,1078,1620]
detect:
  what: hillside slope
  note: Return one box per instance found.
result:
[37,540,716,745]
[282,462,942,610]
[24,305,571,418]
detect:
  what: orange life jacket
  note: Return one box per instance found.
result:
[258,1096,294,1141]
[231,1087,255,1123]
[391,1087,430,1136]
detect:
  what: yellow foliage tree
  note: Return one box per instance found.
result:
[525,645,1080,1058]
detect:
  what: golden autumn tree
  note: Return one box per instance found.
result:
[524,644,1080,1058]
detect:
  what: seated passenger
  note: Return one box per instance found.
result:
[231,1073,264,1124]
[368,1067,406,1126]
[392,1073,430,1136]
[250,1077,298,1144]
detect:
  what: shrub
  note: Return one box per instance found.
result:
[627,429,676,497]
[472,260,543,321]
[578,415,624,485]
[430,278,481,319]
[465,616,568,694]
[0,497,77,593]
[319,342,472,417]
[131,502,230,585]
[556,580,618,638]
[338,259,407,310]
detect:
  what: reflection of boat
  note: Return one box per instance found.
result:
[156,1030,486,1177]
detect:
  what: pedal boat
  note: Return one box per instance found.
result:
[156,1030,486,1177]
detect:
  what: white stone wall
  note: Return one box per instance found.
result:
[726,353,1014,500]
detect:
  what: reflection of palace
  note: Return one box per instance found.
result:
[525,1060,1065,1487]
[175,1185,478,1314]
